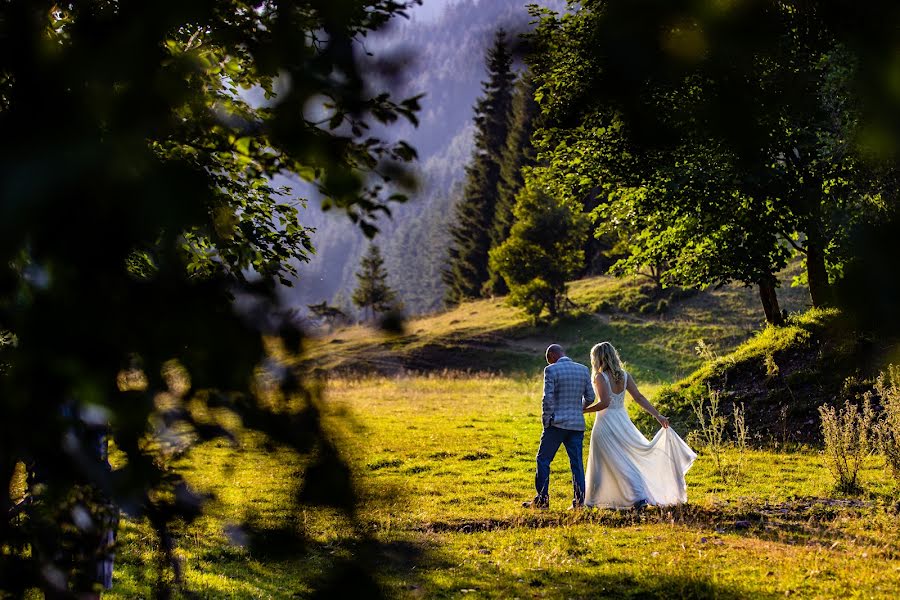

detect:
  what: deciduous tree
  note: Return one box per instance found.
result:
[0,1,421,595]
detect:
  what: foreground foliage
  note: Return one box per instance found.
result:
[819,397,875,494]
[873,366,900,482]
[0,1,421,595]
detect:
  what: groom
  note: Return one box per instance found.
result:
[523,344,595,510]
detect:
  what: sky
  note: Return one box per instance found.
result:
[411,0,458,23]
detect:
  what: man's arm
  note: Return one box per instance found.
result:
[541,366,555,421]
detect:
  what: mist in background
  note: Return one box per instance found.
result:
[277,0,566,318]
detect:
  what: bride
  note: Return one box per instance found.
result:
[582,342,696,509]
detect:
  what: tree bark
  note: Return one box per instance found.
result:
[758,277,785,326]
[806,237,832,308]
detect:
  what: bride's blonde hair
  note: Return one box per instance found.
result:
[590,342,625,385]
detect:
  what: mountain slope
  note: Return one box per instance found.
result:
[278,0,567,315]
[308,263,900,445]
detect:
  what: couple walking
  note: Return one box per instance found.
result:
[524,342,696,510]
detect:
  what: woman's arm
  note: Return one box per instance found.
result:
[626,375,669,428]
[583,373,611,413]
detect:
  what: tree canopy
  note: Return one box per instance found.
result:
[525,0,900,325]
[0,0,421,595]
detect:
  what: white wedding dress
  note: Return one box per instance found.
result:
[585,371,696,508]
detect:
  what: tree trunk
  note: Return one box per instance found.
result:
[758,277,785,326]
[806,238,832,308]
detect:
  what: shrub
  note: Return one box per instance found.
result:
[732,402,748,479]
[872,365,900,483]
[689,387,750,484]
[694,339,718,363]
[764,353,779,378]
[818,396,874,494]
[506,277,558,322]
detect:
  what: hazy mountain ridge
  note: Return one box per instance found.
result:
[278,0,566,317]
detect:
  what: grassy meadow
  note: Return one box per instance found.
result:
[312,270,811,382]
[97,273,900,598]
[107,373,900,599]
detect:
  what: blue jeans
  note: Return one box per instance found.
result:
[535,426,585,507]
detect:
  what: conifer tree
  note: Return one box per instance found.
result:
[489,184,588,320]
[352,244,397,321]
[443,29,516,304]
[485,72,539,295]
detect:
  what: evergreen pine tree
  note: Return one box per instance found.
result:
[485,71,539,295]
[352,244,397,321]
[443,29,516,304]
[489,185,589,320]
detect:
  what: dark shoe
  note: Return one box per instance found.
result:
[633,499,648,511]
[523,497,549,510]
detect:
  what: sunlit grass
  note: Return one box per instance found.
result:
[106,374,899,599]
[311,268,811,379]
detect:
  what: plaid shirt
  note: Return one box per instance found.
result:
[541,356,595,431]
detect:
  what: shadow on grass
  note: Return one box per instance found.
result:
[413,496,898,554]
[245,529,766,600]
[395,540,772,600]
[153,487,897,598]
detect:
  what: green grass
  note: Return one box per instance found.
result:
[106,374,900,599]
[639,306,861,438]
[312,268,811,381]
[44,268,900,598]
[675,307,839,388]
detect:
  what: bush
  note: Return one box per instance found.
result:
[689,386,748,483]
[818,396,874,494]
[872,365,900,484]
[507,277,558,322]
[732,402,748,479]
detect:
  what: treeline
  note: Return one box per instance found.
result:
[445,3,900,329]
[284,0,570,320]
[443,31,598,318]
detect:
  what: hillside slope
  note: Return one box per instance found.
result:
[641,307,893,443]
[308,269,811,384]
